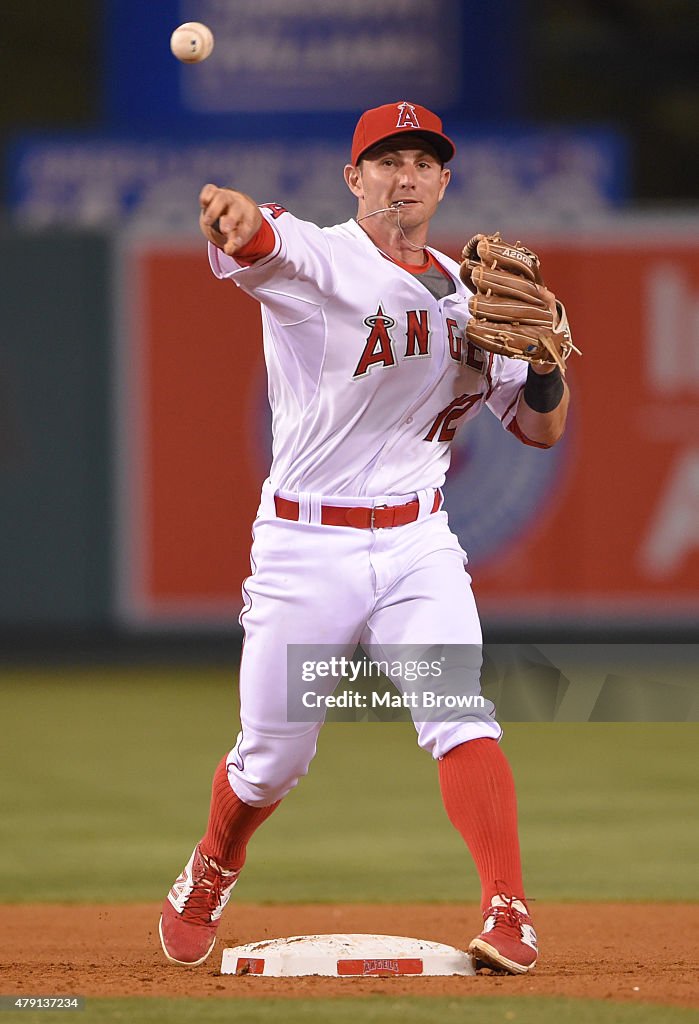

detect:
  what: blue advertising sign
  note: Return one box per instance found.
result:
[176,0,463,113]
[102,0,524,125]
[8,129,627,233]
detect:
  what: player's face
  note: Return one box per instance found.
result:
[349,142,450,228]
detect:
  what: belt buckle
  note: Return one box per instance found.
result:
[370,504,388,529]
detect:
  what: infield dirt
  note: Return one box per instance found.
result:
[3,902,697,1008]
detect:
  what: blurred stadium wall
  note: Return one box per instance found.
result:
[1,1,698,652]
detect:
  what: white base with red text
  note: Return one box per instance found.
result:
[220,933,475,977]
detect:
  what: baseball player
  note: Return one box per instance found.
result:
[159,101,570,975]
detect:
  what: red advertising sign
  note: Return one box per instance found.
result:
[117,230,699,626]
[473,235,699,622]
[117,241,268,625]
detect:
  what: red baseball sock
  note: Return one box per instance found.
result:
[200,756,280,872]
[438,738,525,912]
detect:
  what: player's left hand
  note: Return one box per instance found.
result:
[459,233,580,372]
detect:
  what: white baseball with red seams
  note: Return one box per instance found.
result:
[208,208,528,807]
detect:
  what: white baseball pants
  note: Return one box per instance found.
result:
[226,481,501,807]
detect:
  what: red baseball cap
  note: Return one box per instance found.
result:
[351,101,456,165]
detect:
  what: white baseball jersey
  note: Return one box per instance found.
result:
[205,204,515,805]
[209,206,527,498]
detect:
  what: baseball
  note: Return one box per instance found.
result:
[170,22,214,63]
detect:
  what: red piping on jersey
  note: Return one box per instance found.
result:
[507,417,553,449]
[500,382,553,448]
[501,385,523,424]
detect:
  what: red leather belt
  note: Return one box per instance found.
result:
[274,492,441,529]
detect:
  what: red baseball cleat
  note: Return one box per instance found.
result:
[468,893,538,974]
[159,843,240,967]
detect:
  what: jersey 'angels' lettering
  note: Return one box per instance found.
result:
[446,318,487,370]
[446,318,462,362]
[355,309,485,377]
[354,306,398,377]
[465,340,486,371]
[425,392,482,443]
[353,306,433,377]
[405,310,430,357]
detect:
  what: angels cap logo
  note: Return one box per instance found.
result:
[350,102,456,165]
[396,102,420,129]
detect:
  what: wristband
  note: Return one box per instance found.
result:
[523,365,564,413]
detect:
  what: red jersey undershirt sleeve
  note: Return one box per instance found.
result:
[233,219,277,266]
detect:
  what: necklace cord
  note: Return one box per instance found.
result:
[356,204,426,252]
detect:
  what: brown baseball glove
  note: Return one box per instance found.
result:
[459,233,579,372]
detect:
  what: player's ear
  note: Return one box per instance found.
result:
[438,167,451,202]
[344,164,364,199]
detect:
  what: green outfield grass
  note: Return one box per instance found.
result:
[0,667,697,903]
[1,997,697,1024]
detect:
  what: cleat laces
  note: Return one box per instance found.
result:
[180,853,238,927]
[492,896,526,930]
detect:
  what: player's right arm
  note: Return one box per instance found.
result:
[199,184,262,255]
[201,185,337,325]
